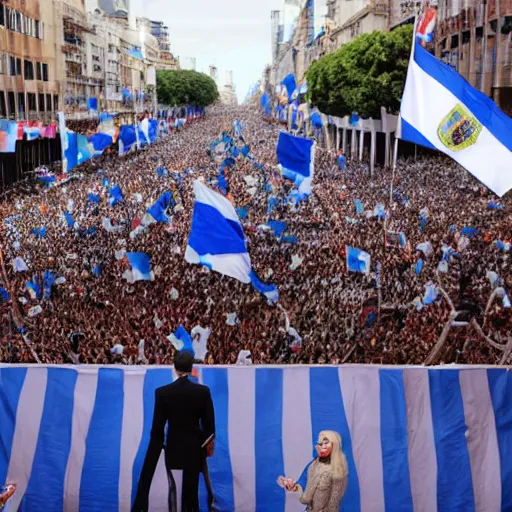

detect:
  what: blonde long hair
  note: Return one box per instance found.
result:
[318,430,349,480]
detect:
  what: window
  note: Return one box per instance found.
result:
[24,60,34,80]
[0,54,4,75]
[0,92,6,118]
[36,62,42,80]
[3,8,42,39]
[9,56,19,76]
[42,63,48,81]
[46,94,52,111]
[28,93,36,111]
[6,8,12,30]
[38,93,45,112]
[8,92,15,118]
[17,92,25,117]
[15,11,21,33]
[53,95,59,111]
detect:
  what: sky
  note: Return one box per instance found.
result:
[131,0,285,103]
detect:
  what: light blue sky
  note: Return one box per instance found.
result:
[135,0,285,103]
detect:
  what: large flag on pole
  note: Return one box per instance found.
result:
[400,40,512,197]
[185,181,278,302]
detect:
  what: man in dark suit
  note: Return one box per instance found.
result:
[132,350,215,512]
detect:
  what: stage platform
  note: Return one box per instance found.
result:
[0,364,510,511]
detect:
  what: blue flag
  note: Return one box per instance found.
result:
[236,206,249,220]
[0,287,9,302]
[311,112,323,128]
[281,74,297,102]
[109,185,123,206]
[185,181,278,301]
[126,253,152,282]
[32,226,47,238]
[26,277,42,300]
[147,192,173,223]
[277,132,315,195]
[88,193,100,205]
[171,325,194,353]
[268,220,287,239]
[346,246,371,274]
[400,41,512,197]
[64,212,75,229]
[43,271,56,301]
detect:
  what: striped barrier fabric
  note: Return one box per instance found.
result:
[0,365,510,511]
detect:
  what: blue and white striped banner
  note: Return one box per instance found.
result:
[0,365,510,511]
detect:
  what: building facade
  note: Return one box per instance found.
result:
[434,0,512,110]
[270,0,512,111]
[0,0,60,122]
[0,0,177,123]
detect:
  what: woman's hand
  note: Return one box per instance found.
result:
[277,476,296,491]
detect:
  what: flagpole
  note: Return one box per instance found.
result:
[389,135,398,204]
[391,15,417,204]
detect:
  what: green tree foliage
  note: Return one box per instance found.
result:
[306,25,413,118]
[156,69,219,107]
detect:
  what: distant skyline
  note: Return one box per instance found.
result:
[130,0,285,102]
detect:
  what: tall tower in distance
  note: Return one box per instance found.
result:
[225,70,233,88]
[209,65,219,84]
[270,10,282,63]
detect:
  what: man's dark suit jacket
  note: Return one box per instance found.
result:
[134,376,215,505]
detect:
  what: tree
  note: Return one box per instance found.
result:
[306,25,413,119]
[156,69,219,107]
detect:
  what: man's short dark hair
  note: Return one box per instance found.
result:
[174,350,194,373]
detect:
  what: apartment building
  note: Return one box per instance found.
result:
[434,0,512,110]
[0,0,60,121]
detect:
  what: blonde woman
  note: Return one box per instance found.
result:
[278,430,348,512]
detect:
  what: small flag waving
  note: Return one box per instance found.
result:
[126,252,153,282]
[346,246,371,275]
[167,325,193,353]
[185,181,278,302]
[109,185,123,206]
[276,132,315,195]
[147,192,173,223]
[400,40,512,196]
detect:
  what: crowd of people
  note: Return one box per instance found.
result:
[0,106,510,366]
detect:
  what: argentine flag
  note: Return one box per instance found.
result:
[276,132,316,195]
[185,181,278,302]
[400,41,512,197]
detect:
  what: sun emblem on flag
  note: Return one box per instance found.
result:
[438,104,482,151]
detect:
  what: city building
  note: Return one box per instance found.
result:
[0,0,176,123]
[218,70,238,106]
[209,65,219,83]
[146,19,179,70]
[0,0,60,121]
[433,0,512,110]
